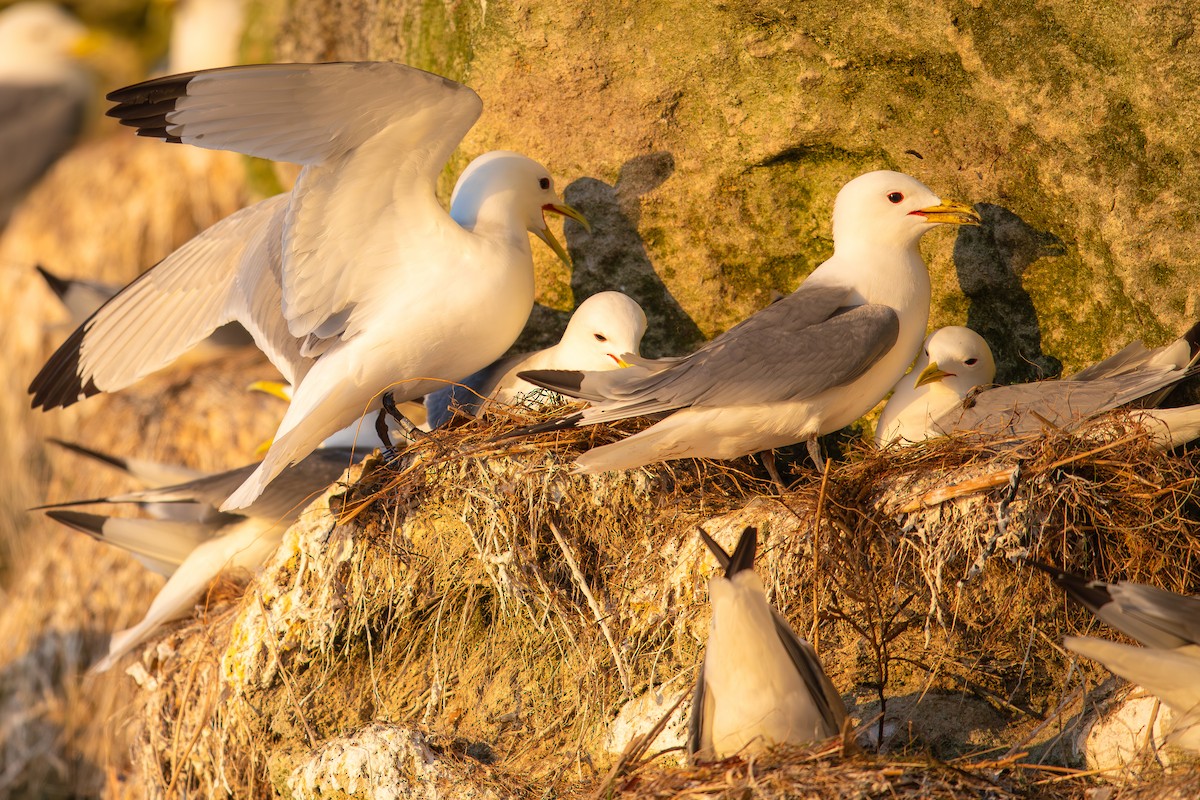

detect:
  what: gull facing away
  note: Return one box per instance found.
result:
[518,171,979,473]
[425,291,649,429]
[40,444,360,671]
[27,62,586,510]
[876,324,1200,448]
[1030,562,1200,752]
[688,526,846,761]
[0,2,91,225]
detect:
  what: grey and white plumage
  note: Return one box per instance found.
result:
[425,291,648,429]
[517,171,979,473]
[879,324,1200,447]
[688,526,846,761]
[41,446,359,671]
[0,2,90,226]
[27,62,586,510]
[1032,561,1200,752]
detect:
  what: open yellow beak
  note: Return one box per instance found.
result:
[911,200,980,226]
[247,380,293,402]
[537,202,590,267]
[914,362,951,388]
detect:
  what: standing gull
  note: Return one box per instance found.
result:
[0,2,91,226]
[519,171,979,473]
[1031,562,1200,752]
[877,325,1200,447]
[688,526,845,761]
[425,291,649,429]
[40,445,360,671]
[28,62,586,510]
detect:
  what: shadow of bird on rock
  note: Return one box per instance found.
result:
[954,203,1067,384]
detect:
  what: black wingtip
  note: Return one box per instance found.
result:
[1024,558,1113,614]
[44,509,107,539]
[517,369,585,396]
[47,438,129,473]
[696,526,731,571]
[726,526,758,577]
[34,264,70,300]
[28,321,100,410]
[1181,319,1200,359]
[497,411,585,440]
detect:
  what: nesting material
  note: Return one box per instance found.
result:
[90,403,1200,797]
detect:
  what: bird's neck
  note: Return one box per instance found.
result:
[452,193,533,252]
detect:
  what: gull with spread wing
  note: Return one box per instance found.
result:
[28,62,586,510]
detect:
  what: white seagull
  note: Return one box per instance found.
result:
[875,326,997,445]
[1031,562,1200,753]
[878,325,1200,448]
[424,290,649,429]
[40,444,360,671]
[517,171,979,473]
[0,2,91,225]
[688,526,846,761]
[27,62,586,510]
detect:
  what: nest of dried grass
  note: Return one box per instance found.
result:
[104,402,1200,799]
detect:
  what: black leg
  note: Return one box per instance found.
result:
[759,449,787,492]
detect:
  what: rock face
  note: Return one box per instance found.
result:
[265,0,1198,374]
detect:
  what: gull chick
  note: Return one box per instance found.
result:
[880,325,1200,447]
[40,446,359,671]
[688,525,845,761]
[1031,562,1200,752]
[518,171,978,472]
[425,291,648,428]
[28,63,586,510]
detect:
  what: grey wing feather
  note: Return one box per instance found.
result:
[939,366,1193,436]
[86,448,357,523]
[566,284,898,425]
[1107,583,1200,649]
[771,610,847,734]
[686,662,707,760]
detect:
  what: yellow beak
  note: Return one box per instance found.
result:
[537,202,590,267]
[914,362,951,388]
[912,200,980,226]
[247,380,293,402]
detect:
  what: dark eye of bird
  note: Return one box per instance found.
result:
[965,358,978,366]
[539,177,550,190]
[594,333,607,342]
[887,192,904,204]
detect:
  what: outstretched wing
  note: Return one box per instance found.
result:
[107,62,484,343]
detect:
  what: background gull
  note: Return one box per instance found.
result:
[1031,562,1200,753]
[39,444,360,671]
[27,62,586,510]
[878,324,1200,447]
[0,2,91,227]
[518,171,979,474]
[688,526,845,761]
[425,290,648,429]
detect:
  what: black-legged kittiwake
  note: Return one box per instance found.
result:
[425,290,649,429]
[40,444,360,671]
[1031,561,1200,753]
[878,324,1200,448]
[518,171,979,473]
[688,525,846,761]
[27,62,587,511]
